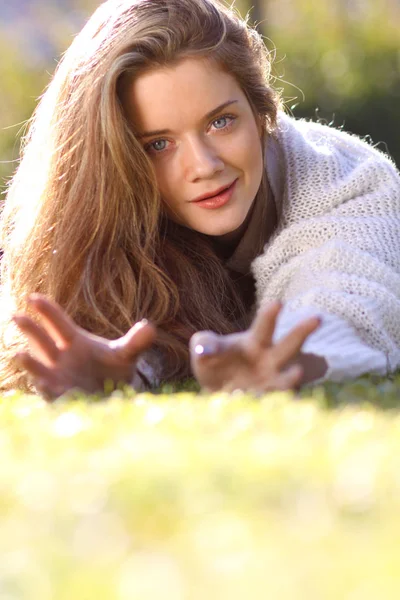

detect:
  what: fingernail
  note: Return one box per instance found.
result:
[194,343,216,357]
[14,352,24,365]
[140,319,149,326]
[269,300,282,311]
[27,294,40,305]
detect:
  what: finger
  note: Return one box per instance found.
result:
[15,351,55,382]
[189,330,244,360]
[272,317,321,368]
[27,294,76,347]
[189,331,221,358]
[15,352,68,400]
[250,301,282,348]
[110,320,156,360]
[272,364,304,391]
[13,314,60,365]
[16,352,80,401]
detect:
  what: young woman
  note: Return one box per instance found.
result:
[1,0,399,400]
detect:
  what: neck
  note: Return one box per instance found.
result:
[208,195,257,260]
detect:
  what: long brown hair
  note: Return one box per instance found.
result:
[0,0,281,390]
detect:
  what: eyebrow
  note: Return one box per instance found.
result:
[136,99,239,139]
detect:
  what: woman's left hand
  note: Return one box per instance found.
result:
[190,302,326,393]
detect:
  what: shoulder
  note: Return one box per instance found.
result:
[265,112,400,225]
[276,111,397,168]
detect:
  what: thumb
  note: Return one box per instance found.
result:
[111,320,157,360]
[189,330,222,359]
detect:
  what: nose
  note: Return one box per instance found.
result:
[181,136,225,182]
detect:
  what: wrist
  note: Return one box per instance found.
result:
[294,352,328,385]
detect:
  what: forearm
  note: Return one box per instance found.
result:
[131,366,152,391]
[131,353,163,391]
[273,306,388,384]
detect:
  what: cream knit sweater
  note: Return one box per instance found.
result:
[135,113,400,388]
[255,112,400,383]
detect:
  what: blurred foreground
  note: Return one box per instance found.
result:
[1,376,400,599]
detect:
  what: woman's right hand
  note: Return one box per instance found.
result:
[13,294,156,401]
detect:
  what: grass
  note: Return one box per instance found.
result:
[1,372,400,599]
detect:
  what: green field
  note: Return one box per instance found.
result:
[1,373,400,599]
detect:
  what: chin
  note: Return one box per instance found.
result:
[205,216,247,237]
[195,223,240,237]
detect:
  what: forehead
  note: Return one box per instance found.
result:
[123,56,246,132]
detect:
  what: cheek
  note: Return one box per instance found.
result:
[236,128,263,180]
[152,166,186,224]
[152,162,179,207]
[240,145,263,204]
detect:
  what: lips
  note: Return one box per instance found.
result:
[191,180,237,203]
[189,179,238,210]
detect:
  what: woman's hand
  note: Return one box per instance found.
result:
[190,302,327,393]
[13,294,156,401]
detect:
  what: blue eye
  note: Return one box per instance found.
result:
[150,139,168,152]
[213,117,229,129]
[211,115,236,131]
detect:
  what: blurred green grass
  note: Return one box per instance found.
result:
[1,372,400,599]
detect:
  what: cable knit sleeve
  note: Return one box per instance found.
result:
[252,113,400,382]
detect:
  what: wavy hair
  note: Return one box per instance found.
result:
[0,0,281,390]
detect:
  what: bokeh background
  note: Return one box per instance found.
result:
[1,0,399,196]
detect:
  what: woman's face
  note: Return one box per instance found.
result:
[124,56,264,236]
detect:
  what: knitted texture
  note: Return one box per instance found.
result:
[253,112,400,380]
